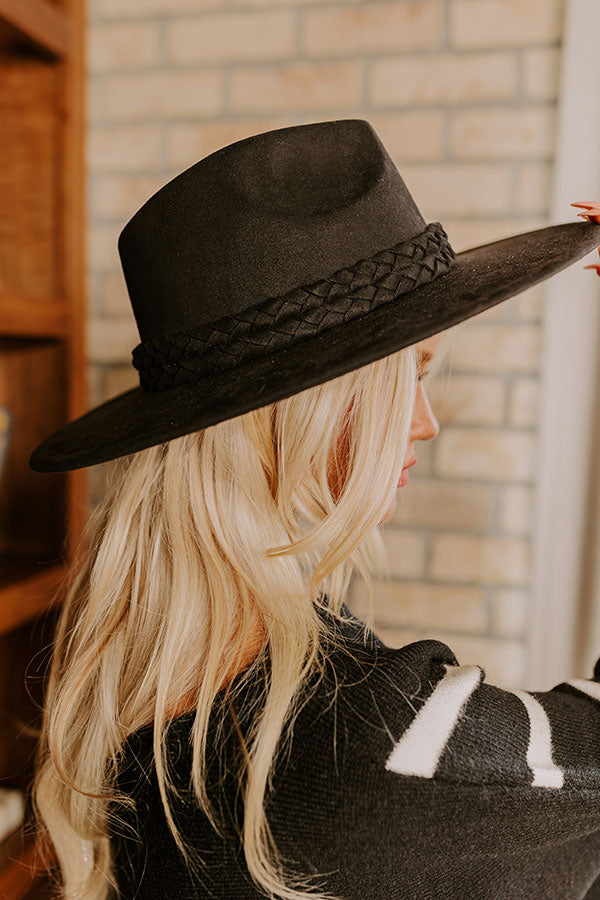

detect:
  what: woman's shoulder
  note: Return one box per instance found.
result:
[264,603,461,796]
[114,603,455,786]
[117,601,600,803]
[324,607,600,804]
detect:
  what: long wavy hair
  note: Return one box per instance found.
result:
[30,329,453,900]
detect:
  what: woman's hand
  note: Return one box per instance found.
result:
[571,201,600,276]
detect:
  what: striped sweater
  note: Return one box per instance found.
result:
[110,603,600,899]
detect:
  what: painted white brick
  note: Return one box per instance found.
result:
[367,110,445,161]
[426,373,506,426]
[400,163,512,216]
[509,282,545,321]
[92,174,166,219]
[369,51,517,106]
[491,587,529,637]
[166,117,296,168]
[449,107,556,159]
[92,0,223,17]
[442,218,544,253]
[351,578,487,632]
[301,1,443,56]
[88,125,163,172]
[523,47,561,101]
[381,529,427,579]
[104,363,139,397]
[499,484,534,535]
[435,428,536,481]
[508,377,540,427]
[99,270,132,318]
[88,222,122,270]
[89,21,160,71]
[165,11,296,64]
[451,322,541,374]
[98,70,223,120]
[230,61,363,112]
[392,477,494,530]
[515,162,553,214]
[88,317,139,364]
[431,533,531,586]
[450,0,563,48]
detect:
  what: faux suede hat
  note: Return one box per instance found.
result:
[29,117,600,473]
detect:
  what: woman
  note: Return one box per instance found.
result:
[28,120,600,900]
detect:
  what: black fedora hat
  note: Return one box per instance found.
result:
[29,118,600,474]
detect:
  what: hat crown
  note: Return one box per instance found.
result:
[117,118,426,343]
[220,118,383,216]
[30,110,600,472]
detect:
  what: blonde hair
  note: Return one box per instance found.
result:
[30,330,453,900]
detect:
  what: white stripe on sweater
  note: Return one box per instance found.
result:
[385,663,483,779]
[506,689,564,789]
[565,678,600,703]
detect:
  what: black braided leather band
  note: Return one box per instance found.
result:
[131,221,456,393]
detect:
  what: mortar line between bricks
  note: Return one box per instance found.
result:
[503,378,513,426]
[222,68,232,115]
[515,47,526,101]
[89,9,563,52]
[91,95,560,124]
[422,529,433,580]
[373,620,527,644]
[293,5,302,58]
[490,482,502,534]
[120,157,554,170]
[485,585,494,634]
[87,106,558,127]
[440,0,450,52]
[91,207,553,221]
[90,54,563,78]
[388,522,533,537]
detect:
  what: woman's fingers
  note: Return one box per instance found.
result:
[583,247,600,276]
[571,201,600,209]
[570,205,600,272]
[571,201,600,224]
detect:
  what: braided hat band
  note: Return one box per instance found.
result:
[131,222,455,393]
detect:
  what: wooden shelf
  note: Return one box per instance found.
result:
[0,298,69,340]
[0,0,73,60]
[0,555,65,637]
[0,0,87,894]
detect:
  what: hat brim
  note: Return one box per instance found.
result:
[29,220,600,473]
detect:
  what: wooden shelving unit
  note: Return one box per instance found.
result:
[0,0,88,895]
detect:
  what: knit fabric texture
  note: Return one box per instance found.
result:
[109,604,600,899]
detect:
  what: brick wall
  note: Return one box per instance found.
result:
[86,0,566,688]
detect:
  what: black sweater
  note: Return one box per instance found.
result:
[109,604,600,899]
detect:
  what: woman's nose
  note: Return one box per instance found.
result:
[411,384,440,443]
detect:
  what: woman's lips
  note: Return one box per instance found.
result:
[398,458,417,487]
